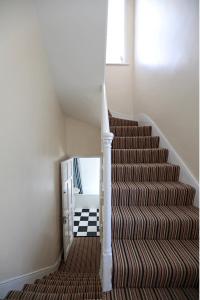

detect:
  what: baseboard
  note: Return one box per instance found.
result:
[0,250,63,299]
[134,113,199,207]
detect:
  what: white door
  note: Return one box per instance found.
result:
[61,159,74,261]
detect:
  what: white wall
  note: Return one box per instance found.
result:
[74,195,99,209]
[106,0,199,179]
[133,0,199,179]
[106,0,134,118]
[65,117,101,157]
[0,0,66,284]
[79,158,100,194]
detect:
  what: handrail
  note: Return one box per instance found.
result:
[101,83,113,292]
[102,84,110,134]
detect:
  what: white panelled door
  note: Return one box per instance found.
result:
[61,159,74,261]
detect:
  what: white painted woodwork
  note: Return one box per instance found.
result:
[134,113,199,207]
[101,84,113,292]
[61,159,74,261]
[0,252,62,299]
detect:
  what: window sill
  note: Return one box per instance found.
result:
[106,63,129,66]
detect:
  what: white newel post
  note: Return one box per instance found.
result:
[102,131,113,292]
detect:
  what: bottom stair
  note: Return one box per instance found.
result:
[6,238,102,300]
[5,237,199,299]
[104,288,199,300]
[112,240,198,288]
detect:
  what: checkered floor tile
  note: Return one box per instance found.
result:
[73,208,100,237]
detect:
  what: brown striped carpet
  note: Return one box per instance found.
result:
[5,115,199,300]
[6,238,102,300]
[106,115,199,299]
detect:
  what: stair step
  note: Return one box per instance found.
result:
[23,284,101,293]
[35,279,101,285]
[112,206,199,240]
[48,273,99,279]
[7,291,102,299]
[112,149,168,164]
[112,163,180,182]
[112,181,195,206]
[112,136,160,149]
[104,288,198,300]
[112,240,198,288]
[110,126,152,137]
[109,117,138,126]
[48,274,99,279]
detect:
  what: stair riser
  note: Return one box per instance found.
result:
[112,165,180,182]
[24,285,101,293]
[112,137,159,149]
[111,126,152,137]
[35,280,101,285]
[112,184,195,206]
[112,240,199,288]
[109,118,138,126]
[7,291,102,299]
[112,149,168,164]
[104,288,199,299]
[112,213,199,240]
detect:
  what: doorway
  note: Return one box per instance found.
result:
[73,157,100,237]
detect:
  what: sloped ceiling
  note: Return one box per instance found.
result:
[34,0,108,126]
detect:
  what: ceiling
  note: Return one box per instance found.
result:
[35,0,108,126]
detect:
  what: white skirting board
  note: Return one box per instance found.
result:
[134,113,199,207]
[111,111,199,207]
[0,251,62,299]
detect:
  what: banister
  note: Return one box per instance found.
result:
[101,83,113,292]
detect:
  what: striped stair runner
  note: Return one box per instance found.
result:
[105,115,199,299]
[6,238,102,300]
[5,115,199,300]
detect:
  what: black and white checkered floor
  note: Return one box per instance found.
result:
[73,208,100,237]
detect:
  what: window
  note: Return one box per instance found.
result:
[106,0,127,64]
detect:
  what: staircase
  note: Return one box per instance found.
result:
[105,115,199,299]
[6,238,102,300]
[4,115,199,299]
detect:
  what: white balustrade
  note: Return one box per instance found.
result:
[101,84,113,292]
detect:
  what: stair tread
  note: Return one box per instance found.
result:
[112,148,167,151]
[112,162,177,166]
[7,290,102,299]
[25,283,101,288]
[38,282,100,284]
[112,239,199,288]
[112,206,199,240]
[104,288,199,300]
[24,283,101,293]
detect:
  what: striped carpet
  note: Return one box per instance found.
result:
[5,115,199,300]
[107,115,199,299]
[6,238,102,300]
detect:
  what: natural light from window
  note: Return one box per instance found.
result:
[135,0,178,67]
[106,0,126,64]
